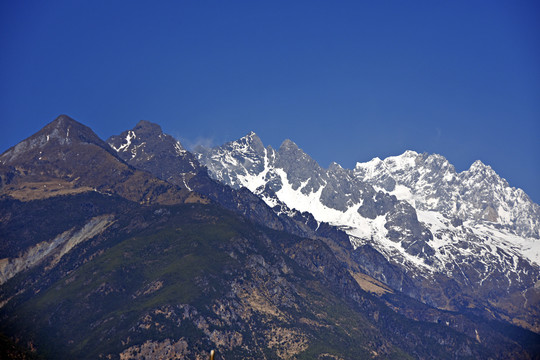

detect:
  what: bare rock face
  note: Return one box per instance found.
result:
[0,215,114,285]
[357,191,398,219]
[119,338,191,360]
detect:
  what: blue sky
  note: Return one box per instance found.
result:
[1,1,539,202]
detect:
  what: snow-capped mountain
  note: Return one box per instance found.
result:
[106,124,329,240]
[108,120,201,190]
[196,132,540,331]
[354,151,540,239]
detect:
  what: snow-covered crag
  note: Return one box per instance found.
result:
[196,132,540,330]
[355,151,540,239]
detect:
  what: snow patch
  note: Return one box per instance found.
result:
[110,131,136,152]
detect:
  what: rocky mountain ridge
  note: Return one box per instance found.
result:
[354,150,540,239]
[195,131,540,332]
[0,115,204,205]
[106,122,320,239]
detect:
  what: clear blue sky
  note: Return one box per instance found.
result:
[1,1,539,202]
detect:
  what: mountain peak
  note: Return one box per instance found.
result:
[402,150,419,157]
[327,162,347,174]
[464,160,500,183]
[231,131,264,154]
[107,121,201,181]
[279,138,299,152]
[108,120,187,155]
[469,159,491,171]
[53,114,76,124]
[1,115,112,165]
[133,120,163,134]
[355,157,382,168]
[44,114,94,137]
[240,131,262,143]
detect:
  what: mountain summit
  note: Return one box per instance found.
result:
[107,120,200,187]
[0,114,115,165]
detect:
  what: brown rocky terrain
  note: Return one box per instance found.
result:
[0,115,205,205]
